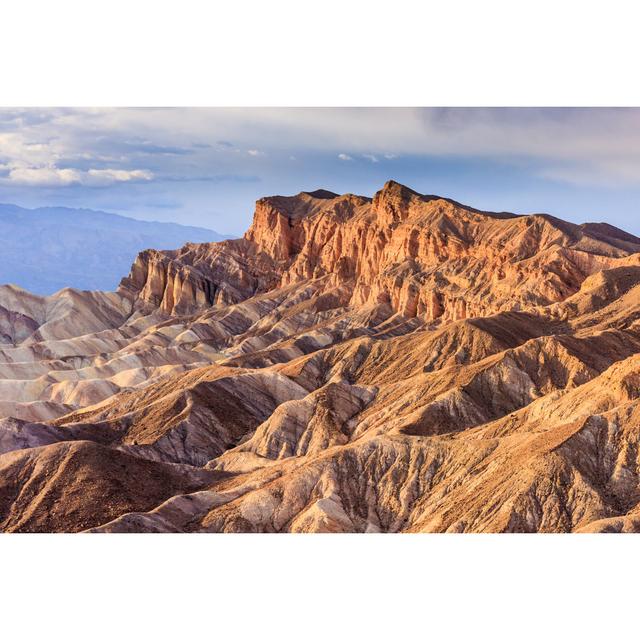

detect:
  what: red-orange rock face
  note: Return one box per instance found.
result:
[120,181,640,322]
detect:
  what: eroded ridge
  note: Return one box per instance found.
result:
[2,182,640,532]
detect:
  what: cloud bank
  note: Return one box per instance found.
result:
[5,166,153,187]
[3,108,640,187]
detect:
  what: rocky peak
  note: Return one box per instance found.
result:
[244,188,370,262]
[371,180,425,223]
[119,181,640,321]
[302,189,340,200]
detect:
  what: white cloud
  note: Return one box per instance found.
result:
[338,153,353,161]
[247,149,264,156]
[7,166,81,186]
[0,132,61,167]
[4,165,153,187]
[362,153,378,163]
[86,168,154,185]
[384,153,398,159]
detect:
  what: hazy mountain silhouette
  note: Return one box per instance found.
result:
[0,204,228,294]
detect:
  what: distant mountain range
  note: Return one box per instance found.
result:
[0,204,229,294]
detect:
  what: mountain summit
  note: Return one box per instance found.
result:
[121,182,640,319]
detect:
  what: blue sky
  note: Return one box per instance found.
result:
[1,107,639,236]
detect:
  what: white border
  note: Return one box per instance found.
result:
[1,533,637,639]
[2,0,640,106]
[2,1,639,638]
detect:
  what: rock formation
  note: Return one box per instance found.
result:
[1,181,640,532]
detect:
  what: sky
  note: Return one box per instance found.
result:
[1,107,639,236]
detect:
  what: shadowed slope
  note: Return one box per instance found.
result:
[0,441,220,532]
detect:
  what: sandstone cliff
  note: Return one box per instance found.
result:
[119,181,640,323]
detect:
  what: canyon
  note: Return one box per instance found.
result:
[1,180,640,532]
